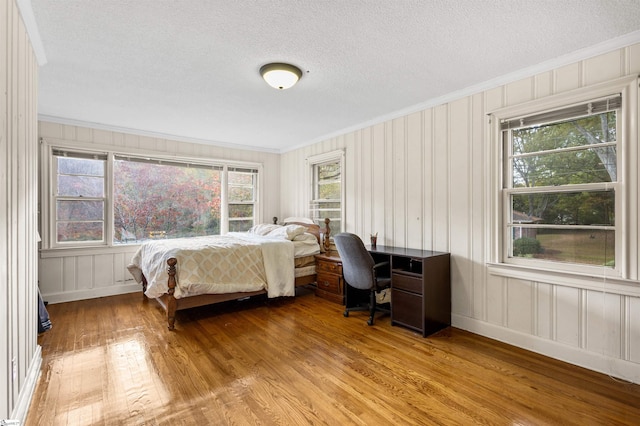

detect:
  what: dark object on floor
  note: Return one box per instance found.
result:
[38,289,52,333]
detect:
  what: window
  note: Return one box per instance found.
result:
[227,167,259,232]
[53,150,107,244]
[492,77,638,276]
[308,150,344,235]
[113,156,223,242]
[48,147,260,247]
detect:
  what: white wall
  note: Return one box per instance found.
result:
[1,0,41,421]
[280,42,640,384]
[37,122,281,303]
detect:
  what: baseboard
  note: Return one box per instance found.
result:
[11,345,42,423]
[452,314,640,385]
[42,283,141,304]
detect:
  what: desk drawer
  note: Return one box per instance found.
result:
[391,288,422,331]
[316,272,342,294]
[392,273,422,294]
[316,259,342,275]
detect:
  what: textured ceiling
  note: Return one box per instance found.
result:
[31,0,640,153]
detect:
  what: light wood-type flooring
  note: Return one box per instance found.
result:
[26,287,640,425]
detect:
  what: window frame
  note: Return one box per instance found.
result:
[42,141,263,249]
[226,167,260,233]
[51,148,108,246]
[489,76,638,280]
[307,150,345,234]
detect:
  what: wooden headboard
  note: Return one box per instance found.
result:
[275,217,331,250]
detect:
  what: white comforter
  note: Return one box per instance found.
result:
[127,233,294,299]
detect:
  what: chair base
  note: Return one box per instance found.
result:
[344,285,390,325]
[343,304,390,325]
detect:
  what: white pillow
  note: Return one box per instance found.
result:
[283,217,314,225]
[248,223,282,236]
[267,224,307,240]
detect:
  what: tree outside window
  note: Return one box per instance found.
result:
[113,158,222,243]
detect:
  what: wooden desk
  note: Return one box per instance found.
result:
[367,245,451,337]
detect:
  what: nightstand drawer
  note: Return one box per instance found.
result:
[316,259,343,275]
[316,272,342,294]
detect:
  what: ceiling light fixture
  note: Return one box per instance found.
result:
[260,63,302,90]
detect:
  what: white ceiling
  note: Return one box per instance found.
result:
[30,0,640,153]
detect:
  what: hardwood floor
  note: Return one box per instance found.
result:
[27,287,640,425]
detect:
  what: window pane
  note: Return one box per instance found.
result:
[316,162,341,200]
[512,146,616,187]
[229,186,254,202]
[57,221,103,242]
[228,171,254,185]
[113,159,221,243]
[318,162,340,181]
[318,182,341,200]
[58,157,104,176]
[512,112,616,153]
[57,200,104,221]
[511,228,614,266]
[229,220,253,232]
[58,175,105,197]
[512,111,617,187]
[229,204,253,218]
[511,191,614,226]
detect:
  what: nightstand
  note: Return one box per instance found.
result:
[314,252,344,304]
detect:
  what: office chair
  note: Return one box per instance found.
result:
[334,233,391,326]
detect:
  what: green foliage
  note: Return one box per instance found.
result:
[511,111,617,227]
[513,237,542,256]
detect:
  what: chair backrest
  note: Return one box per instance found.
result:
[334,233,375,290]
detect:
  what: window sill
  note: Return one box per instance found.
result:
[487,262,640,297]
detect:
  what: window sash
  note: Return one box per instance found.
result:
[307,150,344,234]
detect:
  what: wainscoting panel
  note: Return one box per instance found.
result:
[40,249,141,303]
[506,278,534,335]
[630,296,640,363]
[585,290,622,357]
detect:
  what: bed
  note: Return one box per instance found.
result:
[127,217,330,329]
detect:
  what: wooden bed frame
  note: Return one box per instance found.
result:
[141,218,331,330]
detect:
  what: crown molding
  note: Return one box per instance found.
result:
[38,114,281,154]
